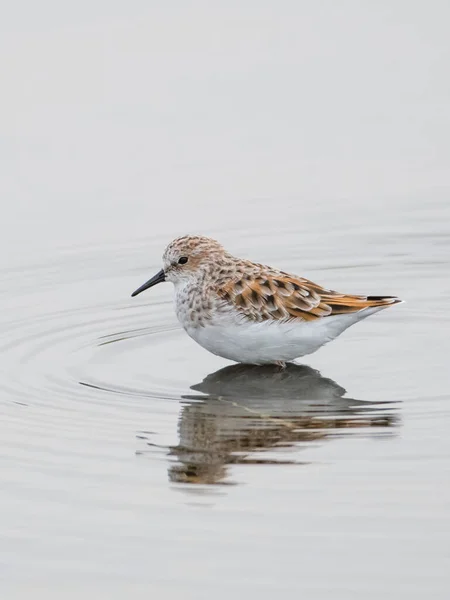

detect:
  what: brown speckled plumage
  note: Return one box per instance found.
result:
[161,235,400,326]
[216,264,400,323]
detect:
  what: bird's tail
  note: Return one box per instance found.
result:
[322,294,403,316]
[365,295,403,308]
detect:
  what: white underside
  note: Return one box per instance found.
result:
[184,306,386,364]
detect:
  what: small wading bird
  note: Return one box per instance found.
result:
[131,236,402,366]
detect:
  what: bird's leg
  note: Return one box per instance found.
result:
[274,360,286,369]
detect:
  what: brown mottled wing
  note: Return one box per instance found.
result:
[217,273,399,322]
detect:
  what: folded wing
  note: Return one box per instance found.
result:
[217,272,401,323]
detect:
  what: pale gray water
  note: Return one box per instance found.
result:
[1,2,450,599]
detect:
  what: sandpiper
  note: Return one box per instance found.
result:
[131,235,402,365]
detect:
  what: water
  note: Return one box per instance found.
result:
[2,3,450,598]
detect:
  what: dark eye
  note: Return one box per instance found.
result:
[178,256,188,265]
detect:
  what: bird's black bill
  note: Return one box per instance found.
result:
[131,269,165,297]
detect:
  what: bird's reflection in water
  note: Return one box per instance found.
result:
[167,364,399,485]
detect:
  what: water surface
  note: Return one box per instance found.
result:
[2,196,449,599]
[2,3,450,598]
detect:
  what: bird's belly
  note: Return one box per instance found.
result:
[185,311,374,364]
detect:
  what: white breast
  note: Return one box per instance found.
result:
[182,305,385,364]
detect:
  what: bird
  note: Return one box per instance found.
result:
[131,235,402,366]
